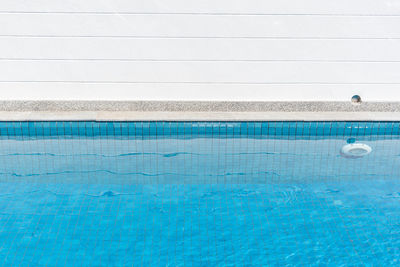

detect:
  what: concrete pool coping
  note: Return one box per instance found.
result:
[1,101,400,121]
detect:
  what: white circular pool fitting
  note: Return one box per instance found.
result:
[340,143,372,159]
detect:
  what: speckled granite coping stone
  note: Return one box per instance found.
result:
[0,101,400,121]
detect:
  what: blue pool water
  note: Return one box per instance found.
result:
[0,121,400,266]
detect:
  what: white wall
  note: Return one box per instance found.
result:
[1,0,400,101]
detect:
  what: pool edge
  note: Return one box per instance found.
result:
[1,101,400,121]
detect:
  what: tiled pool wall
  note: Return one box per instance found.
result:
[1,121,400,137]
[0,121,399,185]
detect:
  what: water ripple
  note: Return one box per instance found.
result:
[0,170,280,178]
[0,151,302,158]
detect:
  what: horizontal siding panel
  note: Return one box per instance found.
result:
[1,37,400,61]
[1,0,400,15]
[1,61,399,83]
[0,83,398,101]
[1,14,400,38]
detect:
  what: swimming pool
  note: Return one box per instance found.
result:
[0,121,399,266]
